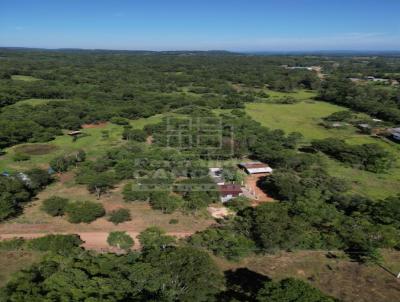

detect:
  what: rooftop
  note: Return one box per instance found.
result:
[219,184,242,195]
[239,162,269,169]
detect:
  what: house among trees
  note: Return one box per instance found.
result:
[282,65,322,72]
[239,162,273,174]
[68,130,82,136]
[218,184,243,202]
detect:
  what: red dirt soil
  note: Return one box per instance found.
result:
[81,122,108,129]
[244,173,274,205]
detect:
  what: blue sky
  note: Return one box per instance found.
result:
[1,0,399,51]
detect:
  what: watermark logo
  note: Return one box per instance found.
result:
[165,117,234,156]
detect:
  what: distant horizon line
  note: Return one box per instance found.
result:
[1,46,400,54]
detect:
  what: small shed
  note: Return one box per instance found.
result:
[68,130,82,136]
[239,162,273,174]
[218,184,243,203]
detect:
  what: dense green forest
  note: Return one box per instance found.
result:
[0,50,320,148]
[0,50,400,301]
[0,233,339,302]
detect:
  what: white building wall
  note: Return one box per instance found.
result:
[246,167,273,174]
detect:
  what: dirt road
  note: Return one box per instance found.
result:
[0,231,194,251]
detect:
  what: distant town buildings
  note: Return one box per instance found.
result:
[349,76,398,85]
[282,65,321,72]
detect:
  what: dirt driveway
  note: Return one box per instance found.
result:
[244,173,274,204]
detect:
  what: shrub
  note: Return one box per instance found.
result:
[27,234,83,253]
[50,155,77,172]
[169,219,179,224]
[25,168,53,191]
[122,183,152,202]
[150,192,184,214]
[41,196,69,216]
[257,278,338,302]
[76,171,117,199]
[108,208,131,225]
[225,196,252,212]
[107,231,134,250]
[110,116,129,125]
[65,200,105,223]
[273,96,298,104]
[138,227,176,251]
[188,228,255,261]
[324,110,354,122]
[122,128,147,142]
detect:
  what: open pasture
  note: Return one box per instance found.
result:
[246,101,400,199]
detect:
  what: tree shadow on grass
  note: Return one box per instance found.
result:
[217,268,271,302]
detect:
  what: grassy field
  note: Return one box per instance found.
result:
[245,101,400,199]
[262,88,317,101]
[325,156,400,199]
[215,250,400,302]
[246,101,355,141]
[11,75,40,82]
[0,114,165,173]
[232,84,317,101]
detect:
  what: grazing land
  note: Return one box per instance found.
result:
[246,101,358,141]
[246,101,400,198]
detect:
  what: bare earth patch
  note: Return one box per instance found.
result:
[146,135,153,145]
[14,144,58,155]
[243,174,274,205]
[207,206,233,219]
[82,122,108,129]
[0,180,214,251]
